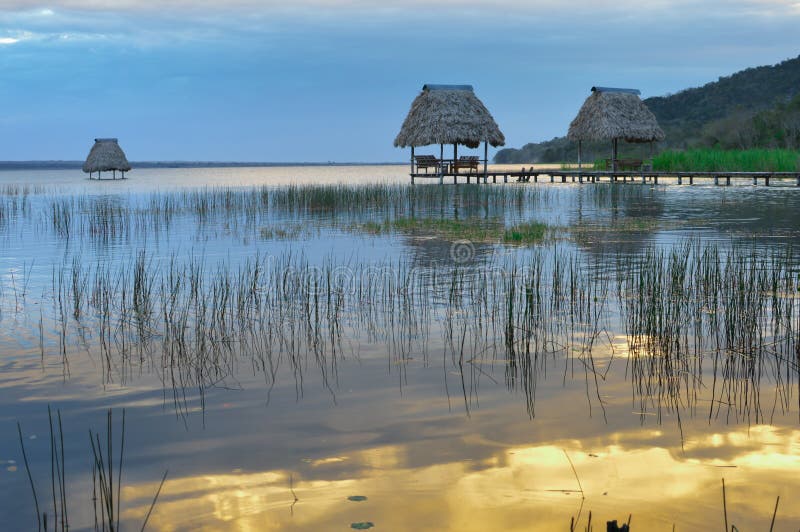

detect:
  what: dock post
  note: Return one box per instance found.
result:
[796,174,800,187]
[483,141,488,184]
[579,174,583,184]
[654,175,658,185]
[714,175,719,186]
[534,173,538,183]
[410,146,415,184]
[550,174,554,183]
[726,176,731,186]
[561,174,566,183]
[689,175,694,185]
[677,175,682,185]
[753,175,758,186]
[765,175,770,186]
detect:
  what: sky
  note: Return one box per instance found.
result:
[0,1,799,162]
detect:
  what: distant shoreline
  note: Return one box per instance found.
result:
[0,161,407,170]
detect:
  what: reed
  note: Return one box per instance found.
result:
[12,236,796,423]
[17,408,167,531]
[652,148,800,172]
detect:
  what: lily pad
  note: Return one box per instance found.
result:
[348,496,368,502]
[351,522,374,530]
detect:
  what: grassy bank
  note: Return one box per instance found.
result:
[652,148,800,172]
[349,217,548,244]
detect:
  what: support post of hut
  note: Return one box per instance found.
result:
[410,146,415,184]
[612,138,618,173]
[453,144,459,184]
[483,141,488,184]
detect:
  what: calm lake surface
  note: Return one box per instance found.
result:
[1,165,799,531]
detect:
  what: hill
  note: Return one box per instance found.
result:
[495,55,800,164]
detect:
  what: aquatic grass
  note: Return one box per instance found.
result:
[14,237,799,424]
[652,148,800,172]
[346,217,548,245]
[503,221,547,243]
[391,217,502,242]
[0,184,554,247]
[17,408,167,531]
[7,204,800,427]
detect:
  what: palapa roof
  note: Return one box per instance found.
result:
[568,87,665,143]
[394,84,505,149]
[82,138,132,173]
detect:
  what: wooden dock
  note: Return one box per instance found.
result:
[410,168,800,186]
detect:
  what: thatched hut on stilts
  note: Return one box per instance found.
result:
[83,138,132,180]
[568,87,664,172]
[394,84,505,184]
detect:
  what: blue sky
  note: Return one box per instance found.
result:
[1,1,799,162]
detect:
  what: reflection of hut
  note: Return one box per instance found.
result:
[568,87,664,171]
[394,84,505,183]
[83,138,132,180]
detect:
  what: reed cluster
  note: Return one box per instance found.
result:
[652,148,800,172]
[20,240,795,424]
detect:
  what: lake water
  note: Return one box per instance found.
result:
[1,166,799,531]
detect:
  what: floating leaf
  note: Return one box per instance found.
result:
[351,522,374,530]
[348,496,368,502]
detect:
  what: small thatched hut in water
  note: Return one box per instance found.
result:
[568,87,664,171]
[83,138,131,179]
[395,84,505,182]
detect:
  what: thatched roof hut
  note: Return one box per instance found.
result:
[568,87,664,143]
[83,138,131,178]
[394,85,505,149]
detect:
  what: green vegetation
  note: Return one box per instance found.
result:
[503,222,547,243]
[391,217,499,241]
[349,217,548,244]
[652,148,800,172]
[701,93,800,150]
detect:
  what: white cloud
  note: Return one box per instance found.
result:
[0,36,19,44]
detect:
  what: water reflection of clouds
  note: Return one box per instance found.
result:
[120,430,800,531]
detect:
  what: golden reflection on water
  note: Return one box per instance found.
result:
[122,427,800,531]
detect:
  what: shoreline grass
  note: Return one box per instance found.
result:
[652,148,800,172]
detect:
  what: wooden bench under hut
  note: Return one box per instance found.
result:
[414,154,442,173]
[454,155,480,172]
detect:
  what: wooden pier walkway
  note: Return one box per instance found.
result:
[410,168,800,186]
